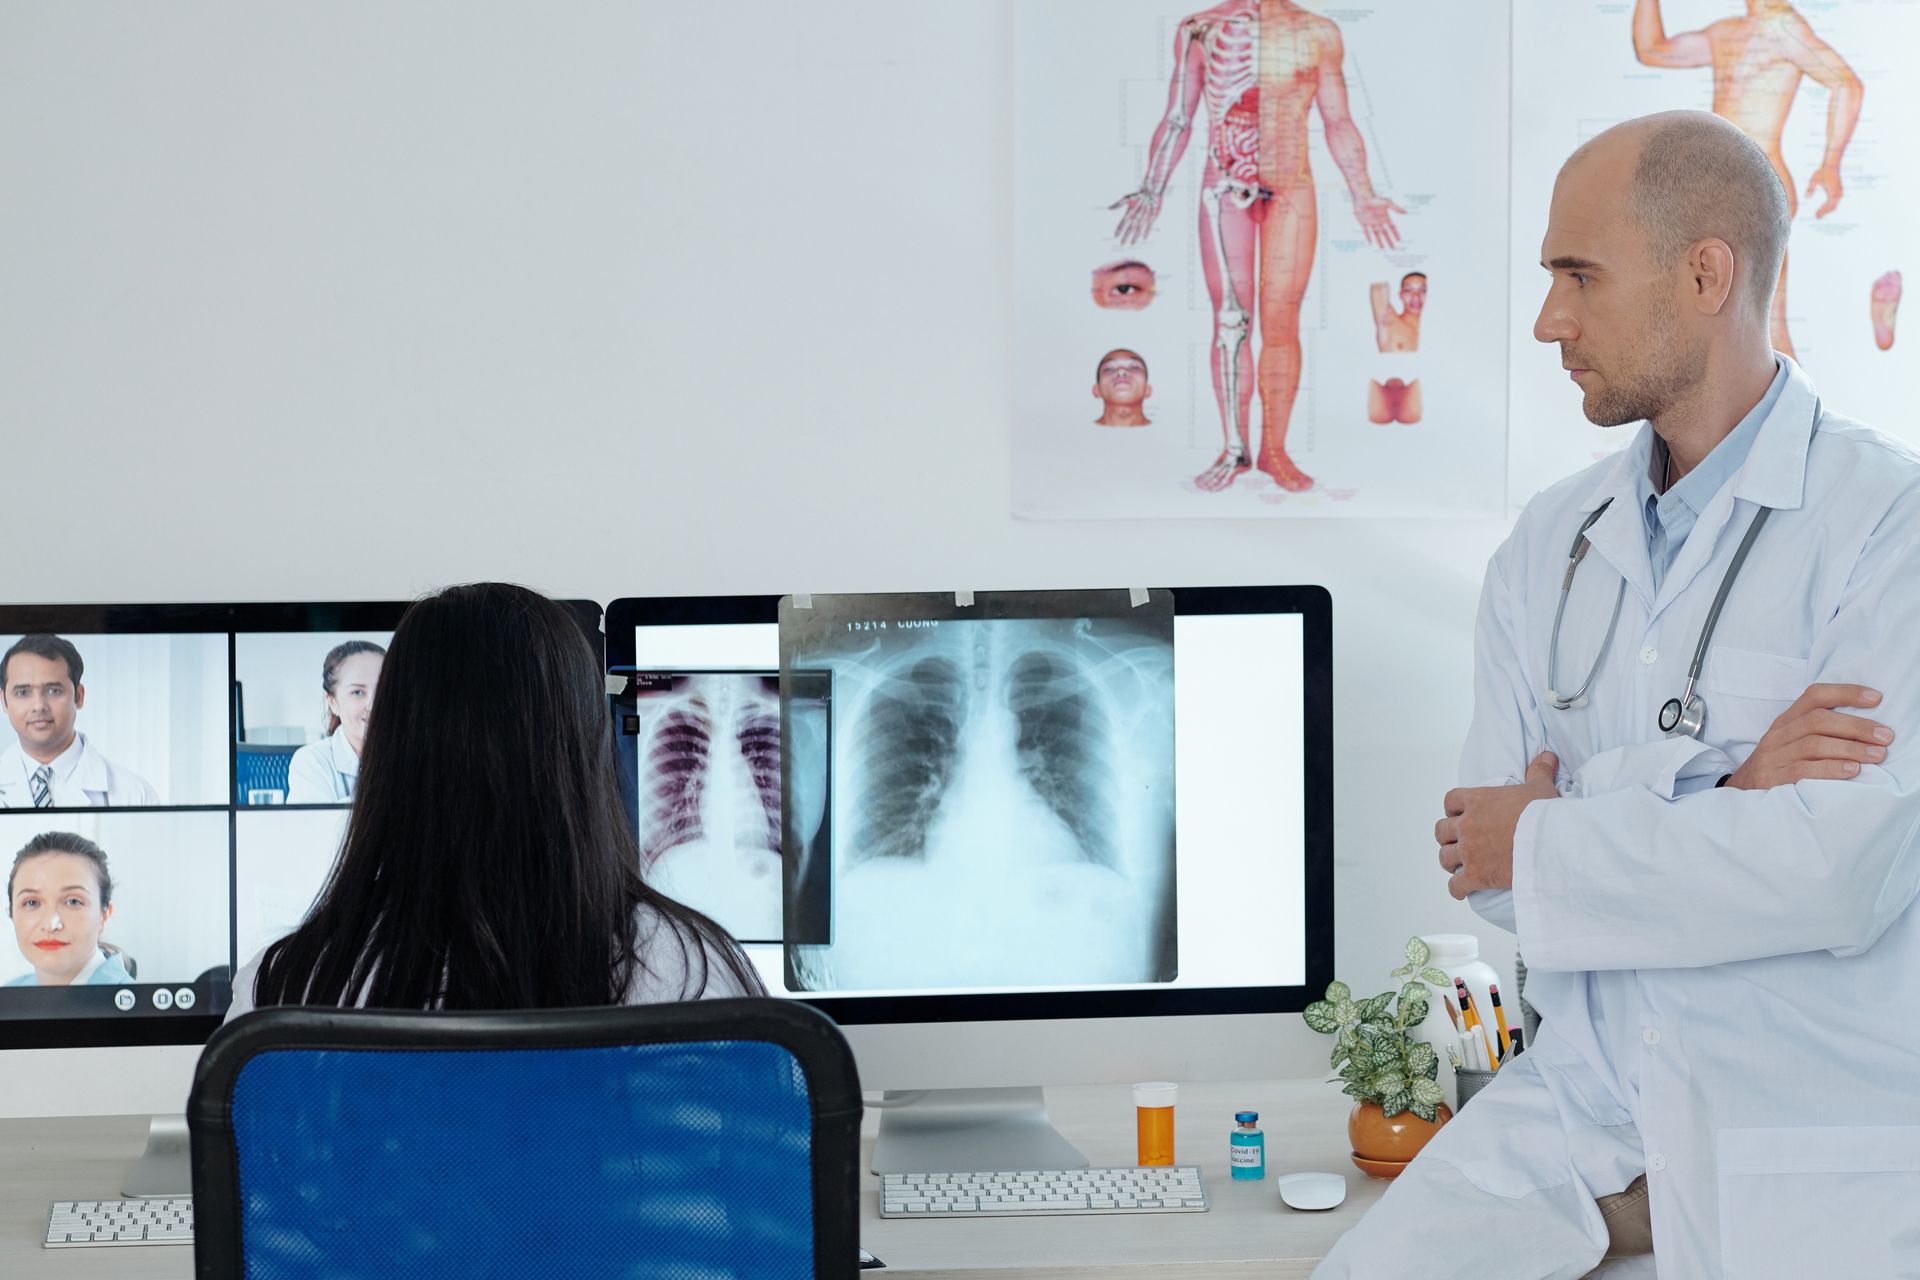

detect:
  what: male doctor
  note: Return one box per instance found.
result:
[1319,111,1920,1276]
[0,636,159,808]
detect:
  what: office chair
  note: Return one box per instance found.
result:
[188,998,862,1279]
[233,744,298,805]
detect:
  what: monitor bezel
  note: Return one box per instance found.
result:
[0,600,603,1051]
[605,585,1334,1026]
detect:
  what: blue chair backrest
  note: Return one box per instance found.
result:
[234,745,297,805]
[190,999,862,1280]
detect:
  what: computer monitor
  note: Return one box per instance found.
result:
[0,600,602,1190]
[606,585,1333,1170]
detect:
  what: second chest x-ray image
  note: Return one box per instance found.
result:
[779,591,1177,993]
[629,671,784,942]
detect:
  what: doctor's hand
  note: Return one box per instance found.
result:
[1436,752,1560,900]
[1725,684,1891,790]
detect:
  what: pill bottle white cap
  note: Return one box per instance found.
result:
[1133,1082,1179,1108]
[1421,934,1480,967]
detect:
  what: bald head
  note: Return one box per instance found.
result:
[1574,111,1791,321]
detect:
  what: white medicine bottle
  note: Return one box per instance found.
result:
[1408,934,1502,1106]
[1424,933,1502,1053]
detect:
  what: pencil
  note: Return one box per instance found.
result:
[1444,994,1462,1031]
[1456,979,1499,1071]
[1488,984,1513,1061]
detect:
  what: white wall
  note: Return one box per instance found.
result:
[0,1,1518,1115]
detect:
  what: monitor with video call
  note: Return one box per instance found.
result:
[605,586,1333,1028]
[0,601,603,1051]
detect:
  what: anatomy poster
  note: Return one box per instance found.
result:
[1014,0,1510,518]
[1508,0,1920,507]
[778,591,1177,993]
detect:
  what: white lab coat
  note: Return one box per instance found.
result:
[0,734,159,808]
[1454,356,1920,1276]
[286,729,359,805]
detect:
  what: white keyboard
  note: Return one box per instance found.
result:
[45,1198,194,1247]
[879,1165,1208,1217]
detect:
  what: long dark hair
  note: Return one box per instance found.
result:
[252,583,763,1010]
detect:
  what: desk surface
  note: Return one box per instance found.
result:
[1,1078,1379,1278]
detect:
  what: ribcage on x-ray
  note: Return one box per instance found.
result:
[641,702,711,863]
[1007,650,1119,870]
[853,656,967,861]
[737,710,782,853]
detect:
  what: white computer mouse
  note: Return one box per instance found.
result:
[1275,1171,1347,1211]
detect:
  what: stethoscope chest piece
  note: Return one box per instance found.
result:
[1659,693,1706,739]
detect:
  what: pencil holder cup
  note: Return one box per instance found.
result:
[1455,1067,1498,1111]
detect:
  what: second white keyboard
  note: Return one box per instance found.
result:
[45,1198,194,1247]
[879,1166,1208,1217]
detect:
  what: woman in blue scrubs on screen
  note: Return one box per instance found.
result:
[7,832,133,987]
[286,641,384,804]
[227,584,763,1017]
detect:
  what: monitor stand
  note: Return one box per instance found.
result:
[122,1115,191,1198]
[869,1087,1090,1174]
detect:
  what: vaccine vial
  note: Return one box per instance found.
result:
[1230,1110,1265,1180]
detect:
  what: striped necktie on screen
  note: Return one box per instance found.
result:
[30,764,54,809]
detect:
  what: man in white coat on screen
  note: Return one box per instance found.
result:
[1317,111,1920,1277]
[0,635,159,809]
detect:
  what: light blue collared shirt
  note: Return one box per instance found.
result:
[1640,359,1788,592]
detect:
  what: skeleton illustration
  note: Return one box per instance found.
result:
[1113,0,1402,493]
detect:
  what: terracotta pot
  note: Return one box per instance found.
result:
[1348,1099,1451,1179]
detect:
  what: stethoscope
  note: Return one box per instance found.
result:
[1544,398,1817,737]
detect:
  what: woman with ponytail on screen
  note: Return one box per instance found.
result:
[285,640,386,804]
[227,583,762,1017]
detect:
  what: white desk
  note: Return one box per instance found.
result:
[1,1078,1379,1277]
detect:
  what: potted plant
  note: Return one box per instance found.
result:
[1302,936,1453,1178]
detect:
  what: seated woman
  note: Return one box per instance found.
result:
[286,640,386,804]
[7,832,135,987]
[229,583,762,1016]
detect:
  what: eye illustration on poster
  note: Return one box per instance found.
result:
[1507,0,1920,507]
[778,591,1178,994]
[1014,0,1509,518]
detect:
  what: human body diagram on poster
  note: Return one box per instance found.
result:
[1109,0,1404,495]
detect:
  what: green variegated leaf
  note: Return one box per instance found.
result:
[1404,937,1431,967]
[1329,1043,1349,1070]
[1326,980,1351,1003]
[1407,1042,1438,1076]
[1421,966,1452,987]
[1382,1089,1413,1118]
[1303,1001,1338,1034]
[1334,998,1360,1026]
[1400,981,1428,1004]
[1410,1099,1438,1124]
[1360,992,1394,1020]
[1398,994,1429,1029]
[1369,1072,1407,1098]
[1390,963,1412,979]
[1411,1078,1445,1107]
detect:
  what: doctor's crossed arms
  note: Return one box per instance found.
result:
[0,635,159,810]
[1436,682,1893,899]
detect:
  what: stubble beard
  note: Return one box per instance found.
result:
[1579,296,1705,428]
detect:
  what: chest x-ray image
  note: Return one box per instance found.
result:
[628,671,783,942]
[779,590,1177,993]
